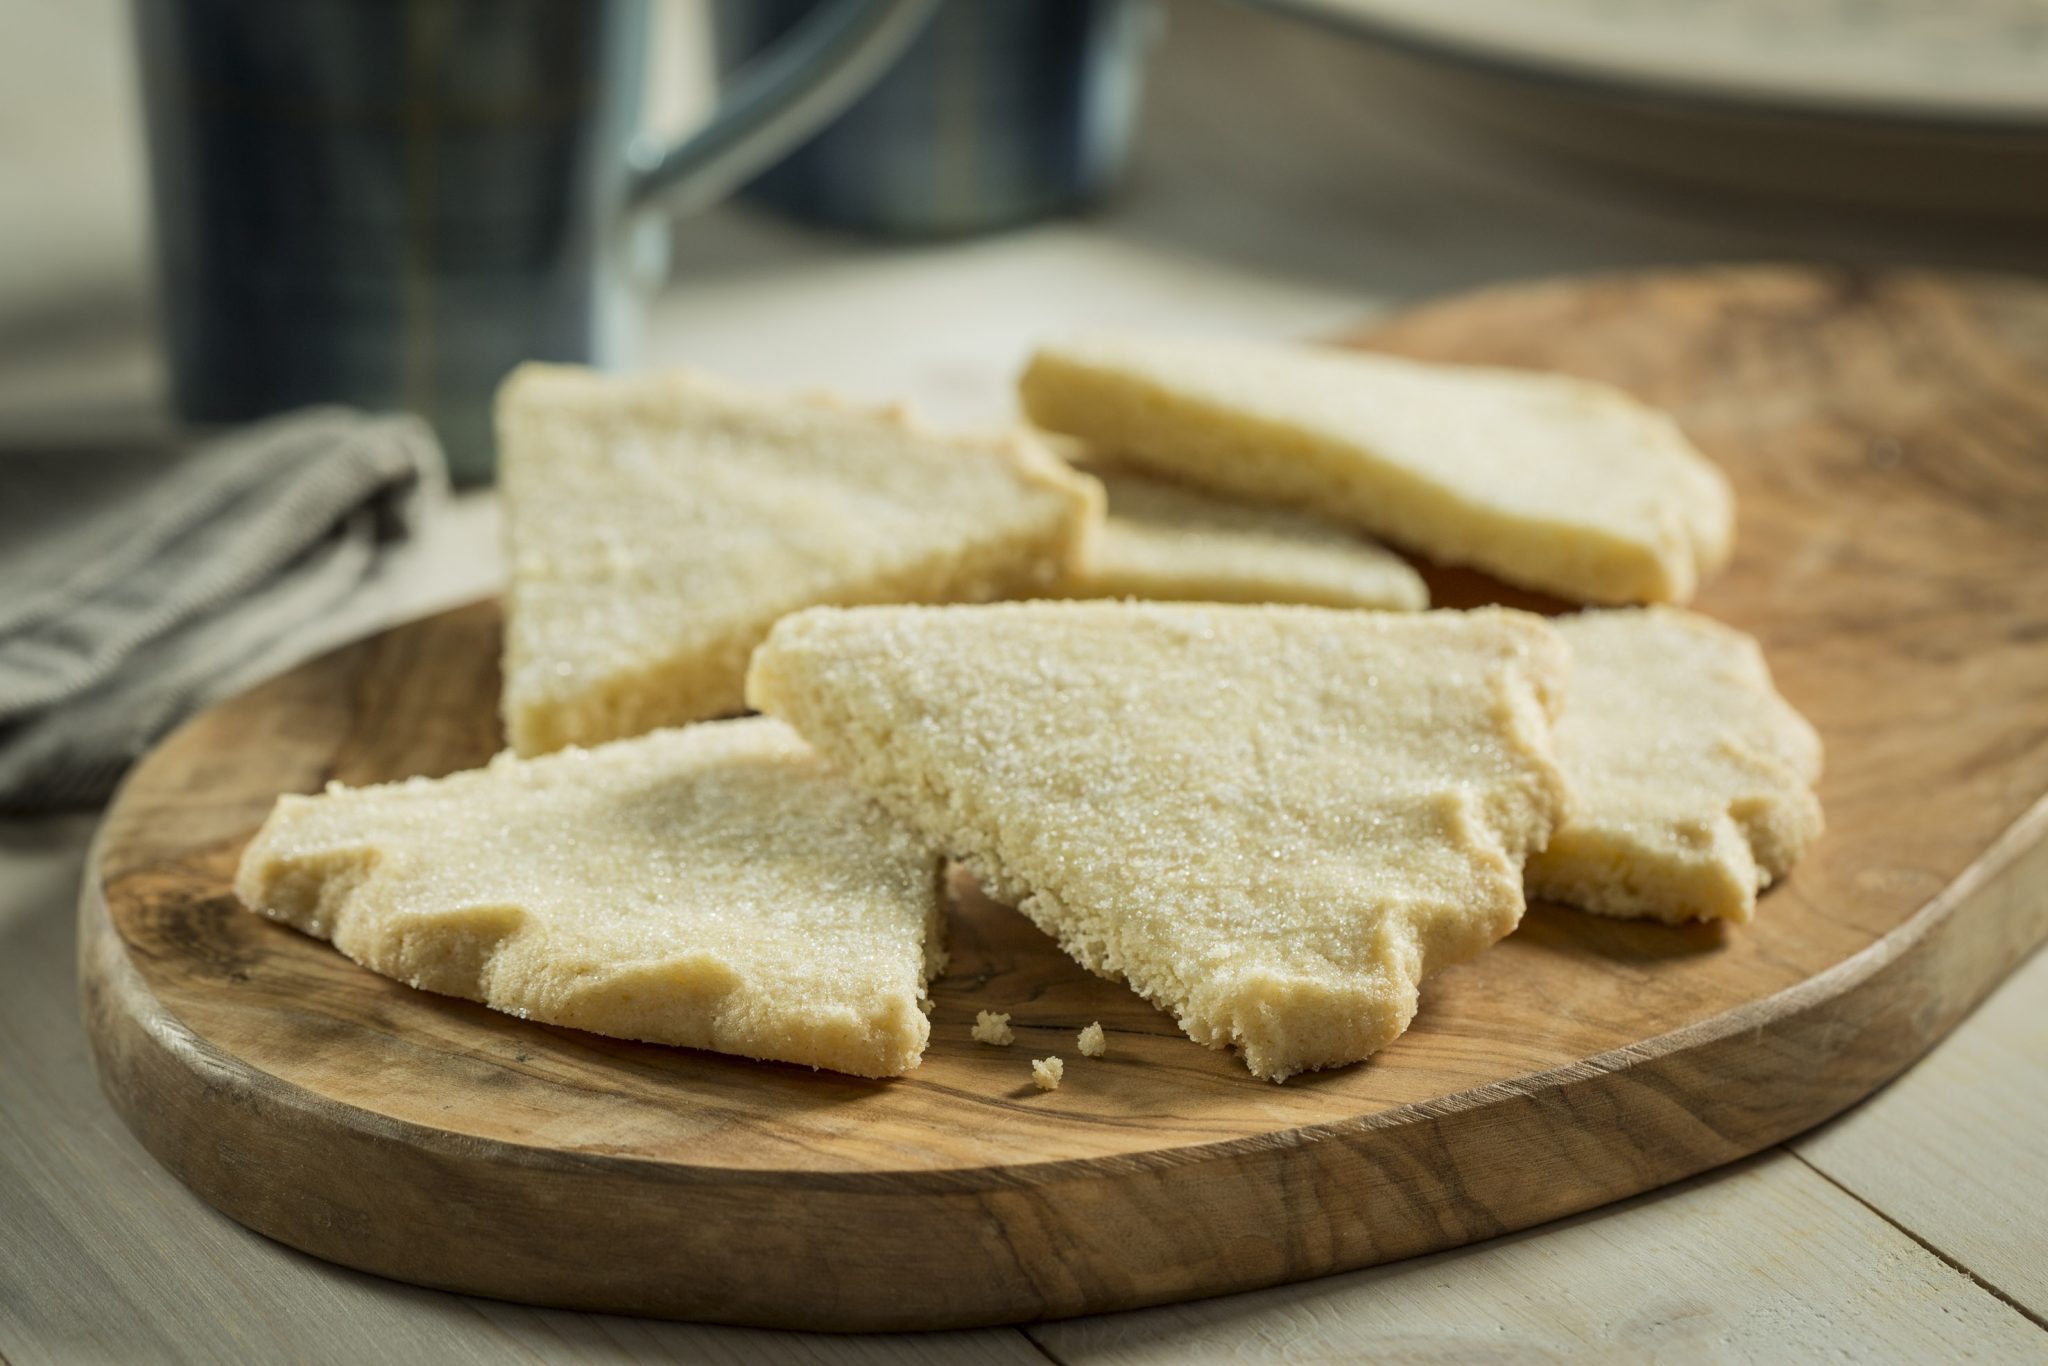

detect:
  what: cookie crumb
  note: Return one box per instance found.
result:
[972,1010,1014,1046]
[1077,1022,1106,1057]
[1031,1056,1064,1091]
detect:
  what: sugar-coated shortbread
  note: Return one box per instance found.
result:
[497,363,1100,755]
[747,601,1572,1081]
[234,719,946,1078]
[1528,607,1823,924]
[1021,334,1733,605]
[1050,463,1426,610]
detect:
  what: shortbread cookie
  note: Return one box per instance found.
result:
[234,718,945,1078]
[1051,464,1427,610]
[497,364,1101,755]
[748,601,1572,1081]
[1528,607,1823,925]
[1021,334,1733,605]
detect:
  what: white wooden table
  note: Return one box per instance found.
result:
[3,2,2044,1360]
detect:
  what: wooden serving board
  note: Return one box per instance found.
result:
[83,268,2048,1331]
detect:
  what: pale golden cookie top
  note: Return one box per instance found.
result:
[1529,606,1824,925]
[1053,464,1428,611]
[234,718,944,1078]
[748,600,1572,1081]
[1022,333,1734,605]
[496,363,1099,753]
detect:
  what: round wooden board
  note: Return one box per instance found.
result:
[84,267,2048,1331]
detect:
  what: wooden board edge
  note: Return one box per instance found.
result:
[77,791,2048,1329]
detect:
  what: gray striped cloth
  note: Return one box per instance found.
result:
[0,409,444,810]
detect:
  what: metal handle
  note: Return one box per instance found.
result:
[626,0,938,219]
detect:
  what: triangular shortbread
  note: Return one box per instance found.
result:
[1021,334,1733,605]
[234,718,945,1078]
[497,364,1101,755]
[747,601,1572,1081]
[1051,464,1427,611]
[1528,608,1823,925]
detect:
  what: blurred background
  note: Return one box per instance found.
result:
[8,0,2048,452]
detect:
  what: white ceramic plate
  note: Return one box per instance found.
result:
[1255,0,2048,127]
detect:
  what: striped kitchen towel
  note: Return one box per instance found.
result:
[0,408,444,810]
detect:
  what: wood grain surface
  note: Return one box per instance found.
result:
[81,267,2048,1330]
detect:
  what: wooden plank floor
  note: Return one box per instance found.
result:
[1031,1146,2047,1364]
[1792,955,2048,1328]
